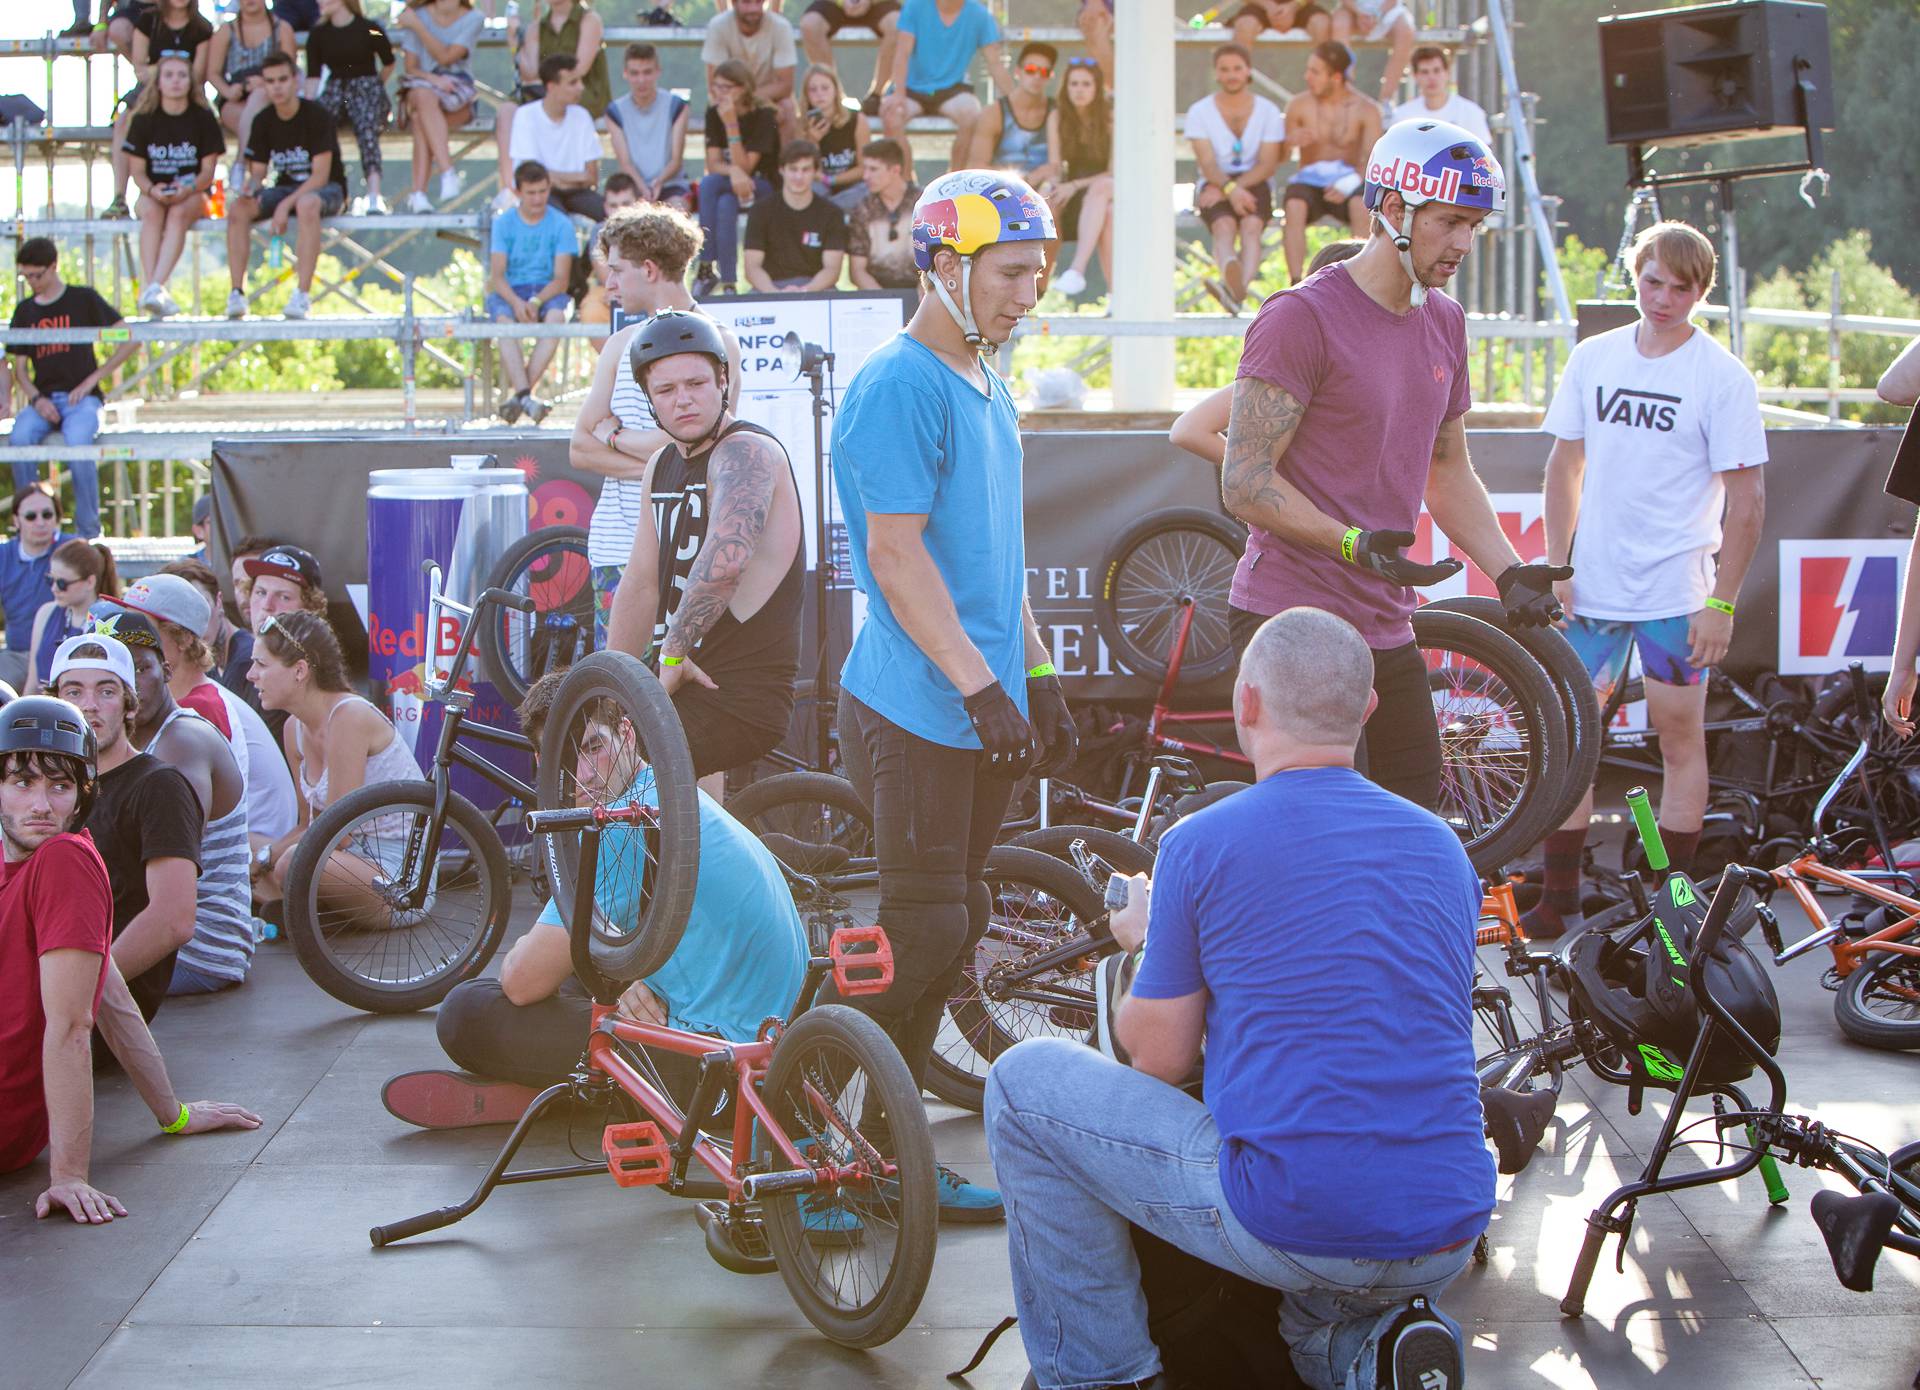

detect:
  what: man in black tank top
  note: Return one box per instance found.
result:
[609,310,806,783]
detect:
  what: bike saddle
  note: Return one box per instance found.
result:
[1480,1085,1557,1175]
[1810,1188,1900,1292]
[761,832,852,875]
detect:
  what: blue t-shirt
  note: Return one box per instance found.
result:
[1131,767,1495,1260]
[899,0,999,93]
[0,532,74,653]
[491,205,579,288]
[833,332,1029,748]
[537,779,808,1040]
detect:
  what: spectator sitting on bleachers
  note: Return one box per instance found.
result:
[798,1,899,117]
[881,0,1012,172]
[104,0,215,220]
[845,137,919,290]
[125,55,226,319]
[1281,41,1380,284]
[487,161,576,425]
[606,42,691,210]
[1227,0,1333,52]
[492,0,610,212]
[224,50,349,322]
[395,0,483,212]
[1390,45,1491,142]
[743,140,848,292]
[206,0,296,186]
[577,171,644,340]
[0,486,75,693]
[1076,0,1113,75]
[799,64,870,210]
[1332,0,1417,108]
[1186,43,1284,312]
[305,0,397,215]
[703,0,799,137]
[695,60,780,296]
[95,0,151,64]
[1042,57,1113,300]
[7,239,136,540]
[26,541,119,697]
[970,41,1054,179]
[506,56,607,220]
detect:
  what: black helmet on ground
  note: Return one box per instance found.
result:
[0,694,100,826]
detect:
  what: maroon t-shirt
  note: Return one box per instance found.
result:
[0,832,113,1173]
[1231,263,1472,648]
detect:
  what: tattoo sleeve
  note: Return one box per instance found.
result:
[660,434,780,660]
[1220,376,1307,527]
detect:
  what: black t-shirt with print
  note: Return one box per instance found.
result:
[744,193,848,283]
[7,287,124,398]
[85,752,204,1020]
[704,104,781,177]
[134,9,216,64]
[124,103,226,185]
[245,97,348,194]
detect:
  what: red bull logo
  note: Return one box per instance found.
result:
[1365,156,1463,204]
[916,198,961,243]
[1469,155,1506,191]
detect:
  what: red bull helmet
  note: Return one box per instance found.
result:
[1362,119,1508,305]
[912,170,1057,352]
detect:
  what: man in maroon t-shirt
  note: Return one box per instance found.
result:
[0,693,257,1222]
[1220,119,1568,809]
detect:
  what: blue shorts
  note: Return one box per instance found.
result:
[485,284,570,321]
[1564,614,1702,701]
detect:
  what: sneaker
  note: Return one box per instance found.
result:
[1221,258,1248,305]
[102,195,130,219]
[1378,1296,1463,1390]
[364,194,389,215]
[225,288,248,320]
[1202,276,1239,316]
[522,394,552,425]
[405,190,434,214]
[284,289,311,320]
[498,393,525,425]
[438,168,464,204]
[350,195,368,216]
[1518,902,1583,943]
[934,1164,1004,1224]
[860,91,882,117]
[1052,267,1087,298]
[381,1069,541,1129]
[491,186,518,214]
[691,260,721,298]
[150,287,180,318]
[797,1191,866,1247]
[136,284,160,312]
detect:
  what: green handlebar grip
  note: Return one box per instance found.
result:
[1626,787,1668,874]
[1747,1126,1790,1204]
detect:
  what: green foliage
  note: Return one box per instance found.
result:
[1746,230,1916,423]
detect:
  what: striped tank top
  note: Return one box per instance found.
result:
[146,706,256,986]
[586,323,664,567]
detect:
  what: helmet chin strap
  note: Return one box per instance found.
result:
[1377,204,1430,307]
[932,258,993,355]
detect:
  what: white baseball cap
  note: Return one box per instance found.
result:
[110,573,212,636]
[48,632,137,690]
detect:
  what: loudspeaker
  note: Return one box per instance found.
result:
[1598,1,1834,148]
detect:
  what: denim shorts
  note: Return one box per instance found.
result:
[485,284,571,321]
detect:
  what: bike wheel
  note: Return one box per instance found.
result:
[1093,507,1246,687]
[480,525,594,704]
[928,845,1110,1112]
[1428,596,1600,834]
[1833,947,1920,1050]
[1414,607,1568,877]
[727,771,876,880]
[1008,824,1157,880]
[537,652,700,981]
[283,781,511,1012]
[759,1004,937,1349]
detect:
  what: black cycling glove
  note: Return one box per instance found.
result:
[1026,673,1079,777]
[1340,528,1464,588]
[1495,561,1574,627]
[964,683,1035,776]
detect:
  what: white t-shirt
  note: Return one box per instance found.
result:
[215,681,300,841]
[700,11,797,90]
[1544,322,1768,622]
[1183,92,1286,183]
[508,103,602,178]
[1390,92,1493,145]
[586,322,664,568]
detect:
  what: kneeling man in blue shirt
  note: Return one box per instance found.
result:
[985,606,1494,1390]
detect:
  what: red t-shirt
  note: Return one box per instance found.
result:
[0,833,114,1173]
[1231,262,1472,648]
[182,680,233,740]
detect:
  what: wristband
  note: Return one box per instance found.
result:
[161,1102,190,1134]
[1704,597,1736,616]
[1027,662,1056,679]
[660,655,684,666]
[1340,527,1362,565]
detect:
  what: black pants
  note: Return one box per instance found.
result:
[837,689,1015,1114]
[1229,606,1441,811]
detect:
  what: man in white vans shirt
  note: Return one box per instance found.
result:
[1523,220,1767,939]
[1389,46,1491,144]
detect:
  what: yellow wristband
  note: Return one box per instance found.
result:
[1704,597,1735,616]
[1028,662,1057,679]
[660,655,684,667]
[1340,527,1363,565]
[161,1102,190,1134]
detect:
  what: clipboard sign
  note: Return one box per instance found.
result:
[1884,404,1920,504]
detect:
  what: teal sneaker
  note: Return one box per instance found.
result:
[935,1164,1004,1225]
[797,1191,865,1247]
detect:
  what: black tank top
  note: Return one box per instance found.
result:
[651,418,805,706]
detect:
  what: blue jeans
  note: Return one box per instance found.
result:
[168,957,241,995]
[697,173,772,283]
[9,391,102,538]
[984,1038,1474,1390]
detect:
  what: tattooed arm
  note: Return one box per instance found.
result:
[657,432,781,666]
[1220,375,1347,555]
[1424,414,1522,579]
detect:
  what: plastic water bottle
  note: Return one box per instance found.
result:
[1188,6,1221,28]
[269,234,284,271]
[207,178,225,219]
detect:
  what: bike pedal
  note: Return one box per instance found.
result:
[602,1120,673,1187]
[829,924,895,995]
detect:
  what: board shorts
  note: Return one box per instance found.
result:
[1565,614,1703,702]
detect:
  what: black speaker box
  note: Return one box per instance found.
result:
[1598,0,1834,147]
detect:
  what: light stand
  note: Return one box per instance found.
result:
[777,332,839,770]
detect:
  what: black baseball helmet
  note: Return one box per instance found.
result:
[0,695,100,826]
[629,310,730,445]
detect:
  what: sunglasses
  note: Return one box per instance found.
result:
[52,576,81,591]
[258,612,311,662]
[1022,62,1053,76]
[17,509,55,522]
[1066,57,1100,68]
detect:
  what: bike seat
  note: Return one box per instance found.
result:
[762,833,852,875]
[1811,1188,1900,1292]
[1481,1085,1557,1175]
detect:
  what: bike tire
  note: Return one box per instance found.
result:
[479,524,594,704]
[760,1004,938,1348]
[283,780,511,1012]
[537,652,700,982]
[1428,596,1600,835]
[927,845,1110,1112]
[1008,824,1157,880]
[1413,607,1568,877]
[1833,947,1920,1051]
[1093,507,1246,687]
[727,771,875,879]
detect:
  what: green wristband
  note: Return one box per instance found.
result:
[1340,527,1362,565]
[1704,597,1735,616]
[660,655,684,667]
[1027,662,1056,679]
[161,1102,190,1134]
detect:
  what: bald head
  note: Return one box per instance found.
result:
[1239,608,1375,745]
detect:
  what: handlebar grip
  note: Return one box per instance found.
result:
[483,586,536,615]
[1559,1222,1607,1317]
[1849,661,1874,724]
[1626,786,1668,874]
[1692,864,1749,963]
[369,1206,462,1246]
[526,806,599,832]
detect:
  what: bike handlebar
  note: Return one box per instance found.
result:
[419,558,538,699]
[1625,786,1668,874]
[1848,660,1875,732]
[1692,862,1790,1113]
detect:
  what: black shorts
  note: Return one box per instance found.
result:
[1224,0,1327,30]
[673,682,792,779]
[108,1,153,26]
[905,82,973,113]
[254,183,346,219]
[1197,179,1272,228]
[1283,180,1362,226]
[805,0,901,35]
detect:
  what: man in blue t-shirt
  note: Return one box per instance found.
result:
[985,607,1494,1390]
[879,0,1013,171]
[831,170,1072,1223]
[485,160,580,426]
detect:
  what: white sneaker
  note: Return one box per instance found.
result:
[225,288,248,320]
[405,190,434,214]
[365,194,389,215]
[1052,268,1087,298]
[438,168,464,204]
[150,287,180,318]
[136,284,160,311]
[285,289,311,320]
[491,187,518,214]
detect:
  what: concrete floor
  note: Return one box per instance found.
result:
[5,896,1919,1390]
